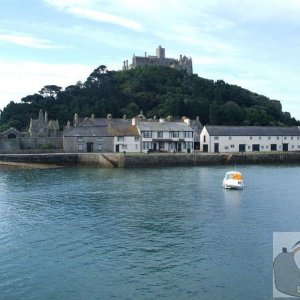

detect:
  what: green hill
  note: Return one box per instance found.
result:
[0,65,298,131]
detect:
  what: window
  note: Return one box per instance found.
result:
[277,137,279,140]
[184,131,193,138]
[203,135,206,143]
[77,137,83,142]
[97,144,102,151]
[292,145,294,149]
[278,145,281,149]
[259,136,261,140]
[266,145,269,149]
[78,144,83,151]
[157,131,163,138]
[225,146,229,150]
[247,146,251,149]
[231,145,234,148]
[143,131,152,138]
[284,137,287,140]
[135,144,139,150]
[261,146,264,149]
[298,145,300,149]
[118,136,124,142]
[143,142,152,149]
[97,137,103,142]
[268,137,271,140]
[297,137,300,140]
[291,137,294,140]
[170,131,179,138]
[229,136,232,140]
[250,137,253,140]
[122,144,127,150]
[214,136,219,140]
[135,136,140,142]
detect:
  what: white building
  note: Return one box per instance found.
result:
[200,126,300,153]
[135,118,194,153]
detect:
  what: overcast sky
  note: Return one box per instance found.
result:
[0,0,300,119]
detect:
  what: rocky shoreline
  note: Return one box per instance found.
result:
[1,152,300,169]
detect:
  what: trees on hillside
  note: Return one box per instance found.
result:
[0,65,298,131]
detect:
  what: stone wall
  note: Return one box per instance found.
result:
[1,152,300,168]
[20,137,63,150]
[0,139,20,152]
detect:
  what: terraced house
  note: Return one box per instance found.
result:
[63,113,195,153]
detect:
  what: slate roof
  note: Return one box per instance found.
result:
[64,125,139,137]
[205,126,300,136]
[137,121,193,132]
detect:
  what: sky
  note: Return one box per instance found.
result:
[0,0,300,119]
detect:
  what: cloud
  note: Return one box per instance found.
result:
[43,0,142,31]
[0,60,93,109]
[0,31,65,49]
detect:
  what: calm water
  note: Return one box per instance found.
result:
[1,164,300,299]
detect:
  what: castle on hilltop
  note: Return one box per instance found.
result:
[122,46,193,75]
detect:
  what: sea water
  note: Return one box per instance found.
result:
[1,165,300,299]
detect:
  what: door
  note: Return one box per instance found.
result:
[87,142,94,153]
[153,143,157,152]
[203,144,208,152]
[214,143,219,153]
[178,143,182,152]
[252,144,260,151]
[239,144,246,152]
[116,145,120,152]
[271,144,277,151]
[283,143,288,151]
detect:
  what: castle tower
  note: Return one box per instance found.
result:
[156,46,165,59]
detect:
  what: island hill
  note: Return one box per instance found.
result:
[1,46,300,167]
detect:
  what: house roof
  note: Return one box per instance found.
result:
[64,125,139,137]
[205,126,300,136]
[137,121,193,131]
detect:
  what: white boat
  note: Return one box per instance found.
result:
[223,171,244,190]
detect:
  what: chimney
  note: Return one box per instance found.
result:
[184,118,191,126]
[91,113,95,119]
[159,118,165,124]
[123,114,127,120]
[132,117,136,126]
[74,113,79,126]
[44,111,48,123]
[67,120,70,128]
[107,114,112,121]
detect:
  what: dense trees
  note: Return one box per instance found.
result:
[0,65,298,131]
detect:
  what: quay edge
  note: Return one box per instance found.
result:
[1,152,300,168]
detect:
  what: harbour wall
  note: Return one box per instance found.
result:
[1,152,300,168]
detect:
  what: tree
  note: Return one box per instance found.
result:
[21,93,44,104]
[39,85,62,98]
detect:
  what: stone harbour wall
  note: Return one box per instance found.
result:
[1,152,300,168]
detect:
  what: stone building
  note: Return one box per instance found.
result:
[0,110,63,153]
[63,114,140,153]
[29,109,60,137]
[122,46,193,75]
